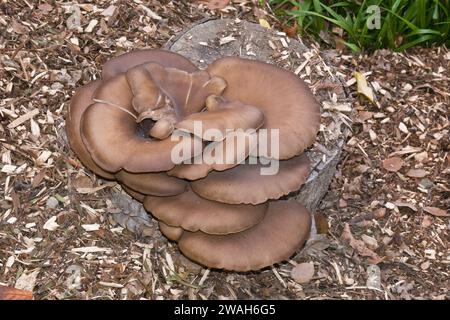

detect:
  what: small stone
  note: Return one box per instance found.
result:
[46,196,59,209]
[291,262,315,284]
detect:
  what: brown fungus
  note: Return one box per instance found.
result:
[167,130,258,180]
[67,50,321,272]
[207,57,321,160]
[115,170,187,197]
[159,221,184,242]
[178,201,312,272]
[80,61,227,173]
[144,188,267,235]
[66,80,115,179]
[190,154,311,205]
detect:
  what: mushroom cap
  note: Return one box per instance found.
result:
[66,80,114,179]
[191,154,310,205]
[167,130,258,180]
[159,221,184,242]
[175,100,264,141]
[80,74,202,173]
[102,49,198,80]
[144,188,267,235]
[116,170,187,197]
[167,158,212,181]
[178,200,312,271]
[207,57,321,160]
[133,63,227,118]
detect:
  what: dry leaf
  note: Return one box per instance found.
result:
[423,207,449,217]
[283,24,297,38]
[259,18,271,29]
[405,168,428,178]
[354,71,374,103]
[0,285,33,300]
[382,157,404,172]
[291,262,314,284]
[314,212,329,234]
[341,223,381,264]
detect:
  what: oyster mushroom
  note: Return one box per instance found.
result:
[177,201,312,272]
[66,80,115,179]
[207,57,321,160]
[80,61,226,173]
[144,188,267,235]
[190,154,311,205]
[115,170,187,197]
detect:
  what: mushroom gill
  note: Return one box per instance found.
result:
[66,49,321,272]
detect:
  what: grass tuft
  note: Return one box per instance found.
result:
[268,0,450,51]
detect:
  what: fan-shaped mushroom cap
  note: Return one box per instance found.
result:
[175,100,264,141]
[66,81,114,179]
[191,154,310,205]
[167,158,211,181]
[159,221,184,242]
[102,49,198,80]
[116,170,187,197]
[178,201,311,271]
[80,74,202,173]
[144,188,267,235]
[207,57,321,160]
[167,130,258,180]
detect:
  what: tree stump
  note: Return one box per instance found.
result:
[165,19,349,217]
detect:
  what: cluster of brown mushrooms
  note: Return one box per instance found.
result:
[67,49,321,272]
